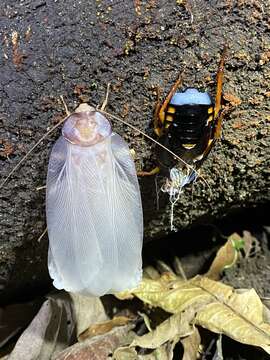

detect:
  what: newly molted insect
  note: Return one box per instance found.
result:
[46,103,143,296]
[141,47,227,195]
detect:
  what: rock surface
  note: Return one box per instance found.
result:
[0,0,269,300]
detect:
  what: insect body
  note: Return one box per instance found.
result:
[46,104,143,296]
[138,48,227,231]
[149,47,226,188]
[156,88,215,175]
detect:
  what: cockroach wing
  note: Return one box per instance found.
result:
[46,133,143,296]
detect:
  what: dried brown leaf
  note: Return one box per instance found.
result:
[126,275,270,354]
[54,292,108,339]
[131,309,194,349]
[193,277,270,353]
[138,342,176,359]
[242,230,260,258]
[79,316,133,341]
[205,235,238,280]
[7,292,107,360]
[55,324,135,360]
[113,347,138,360]
[114,339,179,360]
[181,327,201,360]
[130,274,213,313]
[8,296,73,360]
[0,300,42,348]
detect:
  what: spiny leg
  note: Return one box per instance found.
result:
[158,75,182,123]
[201,139,215,162]
[214,109,226,140]
[149,76,182,174]
[137,166,160,177]
[37,227,48,243]
[214,46,227,138]
[153,85,163,136]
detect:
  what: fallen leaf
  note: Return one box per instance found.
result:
[205,234,238,280]
[181,327,201,360]
[0,300,43,348]
[55,324,135,360]
[7,292,107,359]
[131,310,193,349]
[114,339,179,360]
[130,274,213,313]
[8,296,73,360]
[113,347,137,360]
[79,316,133,341]
[242,231,261,258]
[115,272,177,302]
[126,275,270,354]
[68,293,107,338]
[138,341,177,359]
[212,334,223,360]
[193,277,270,353]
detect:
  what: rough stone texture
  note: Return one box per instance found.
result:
[0,0,269,300]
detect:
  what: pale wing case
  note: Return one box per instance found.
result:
[46,110,143,296]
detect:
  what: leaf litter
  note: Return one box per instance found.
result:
[1,232,270,359]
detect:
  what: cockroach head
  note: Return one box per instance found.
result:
[62,107,112,147]
[75,103,96,113]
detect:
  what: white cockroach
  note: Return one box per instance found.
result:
[0,90,206,297]
[46,103,143,296]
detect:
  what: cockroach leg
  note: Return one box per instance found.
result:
[158,75,182,124]
[100,83,111,111]
[153,85,163,137]
[36,185,46,191]
[137,166,160,177]
[37,227,47,243]
[214,46,227,117]
[214,108,227,140]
